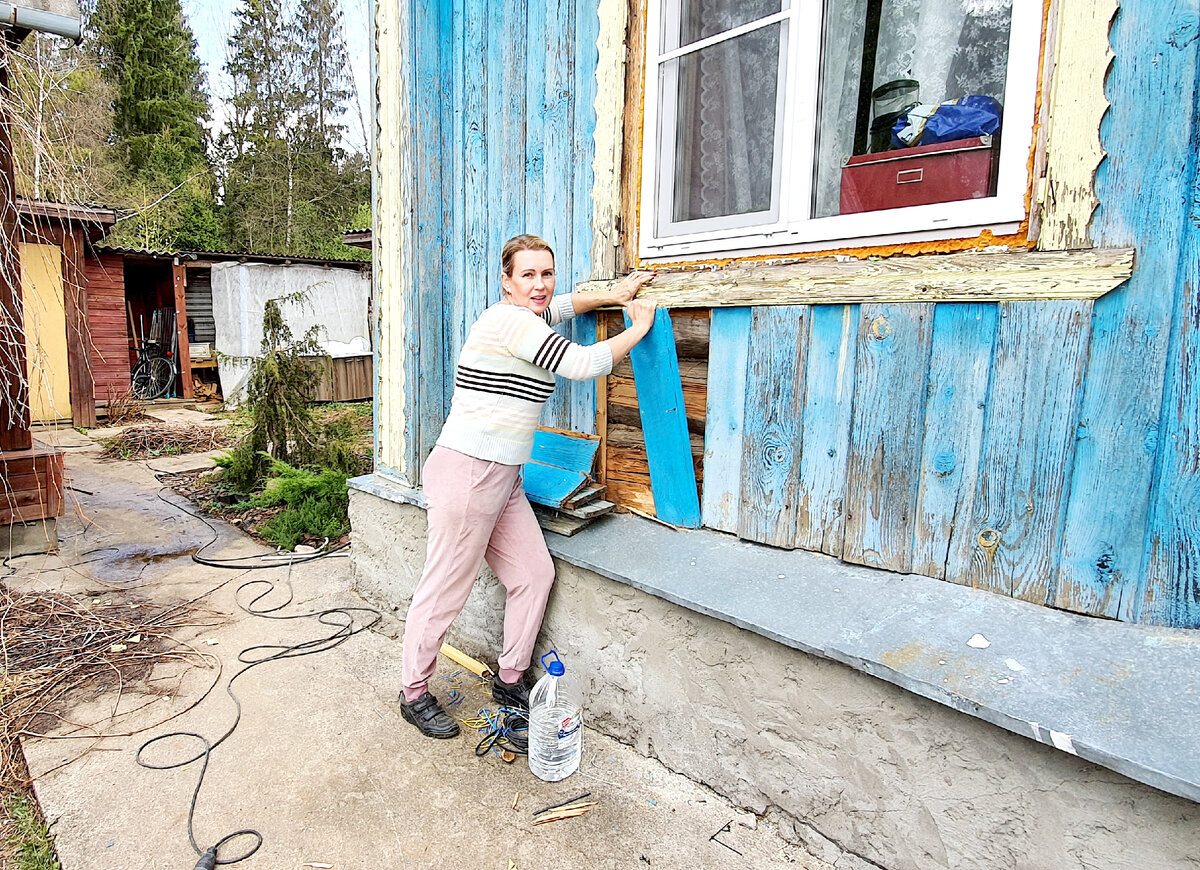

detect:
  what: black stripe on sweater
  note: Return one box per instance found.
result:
[458,365,555,394]
[533,333,571,371]
[454,381,554,404]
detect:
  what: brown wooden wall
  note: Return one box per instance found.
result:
[0,446,64,523]
[85,253,129,404]
[600,310,708,517]
[306,354,374,403]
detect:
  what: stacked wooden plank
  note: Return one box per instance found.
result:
[1,445,64,525]
[523,429,615,536]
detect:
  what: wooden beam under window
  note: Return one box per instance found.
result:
[576,246,1134,308]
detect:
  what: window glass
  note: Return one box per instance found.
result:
[664,23,782,223]
[813,0,1014,218]
[666,0,783,51]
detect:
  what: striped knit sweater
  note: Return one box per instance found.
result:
[436,295,612,465]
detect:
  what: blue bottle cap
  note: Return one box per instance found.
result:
[541,649,565,677]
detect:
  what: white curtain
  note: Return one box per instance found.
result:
[669,0,782,223]
[813,0,1013,217]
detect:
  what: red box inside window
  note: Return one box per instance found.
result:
[839,136,999,215]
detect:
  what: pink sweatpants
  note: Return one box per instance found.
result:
[401,446,555,701]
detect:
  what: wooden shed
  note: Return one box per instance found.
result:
[89,247,374,407]
[15,200,117,428]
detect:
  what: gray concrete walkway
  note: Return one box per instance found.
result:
[7,429,827,870]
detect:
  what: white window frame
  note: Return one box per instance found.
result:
[639,0,1043,262]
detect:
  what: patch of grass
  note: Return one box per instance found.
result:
[4,794,60,870]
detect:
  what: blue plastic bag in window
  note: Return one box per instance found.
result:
[892,95,1003,148]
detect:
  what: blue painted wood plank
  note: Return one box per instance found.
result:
[498,1,526,252]
[535,0,572,432]
[911,303,997,581]
[523,461,589,509]
[483,0,509,312]
[446,0,466,398]
[737,306,808,548]
[461,0,490,352]
[524,0,547,233]
[1138,1,1200,629]
[438,0,456,417]
[626,307,701,527]
[413,0,446,463]
[397,0,421,484]
[795,304,859,556]
[947,301,1092,604]
[567,0,600,434]
[843,303,933,572]
[702,307,752,533]
[530,428,600,476]
[1141,246,1200,628]
[1056,1,1200,622]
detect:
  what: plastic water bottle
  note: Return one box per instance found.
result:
[528,650,583,782]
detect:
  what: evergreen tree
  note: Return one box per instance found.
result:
[221,0,299,252]
[91,0,208,167]
[89,0,222,250]
[292,0,352,153]
[220,0,368,258]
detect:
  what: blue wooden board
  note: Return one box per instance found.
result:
[701,307,752,533]
[1055,0,1199,624]
[912,303,997,581]
[795,304,859,556]
[523,461,589,509]
[949,301,1092,604]
[1138,1,1200,629]
[567,0,600,434]
[626,308,701,527]
[738,306,808,548]
[414,0,448,464]
[843,303,933,572]
[530,428,600,476]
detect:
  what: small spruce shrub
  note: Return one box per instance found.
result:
[250,460,349,550]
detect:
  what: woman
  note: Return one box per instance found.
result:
[400,233,657,738]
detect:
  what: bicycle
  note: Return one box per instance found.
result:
[130,307,178,400]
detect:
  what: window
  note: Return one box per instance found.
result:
[641,0,1041,260]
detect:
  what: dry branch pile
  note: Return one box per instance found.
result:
[0,588,217,791]
[101,424,239,460]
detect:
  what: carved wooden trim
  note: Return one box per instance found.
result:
[1036,0,1117,250]
[589,0,629,280]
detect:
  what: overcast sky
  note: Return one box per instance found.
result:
[181,0,372,155]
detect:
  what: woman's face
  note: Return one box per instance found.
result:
[501,249,556,315]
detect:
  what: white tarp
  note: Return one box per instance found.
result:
[209,261,371,402]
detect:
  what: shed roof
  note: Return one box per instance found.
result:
[17,198,119,226]
[96,245,370,269]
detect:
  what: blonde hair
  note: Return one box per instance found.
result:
[501,234,554,276]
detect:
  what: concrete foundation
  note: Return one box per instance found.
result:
[3,518,57,558]
[349,490,1200,870]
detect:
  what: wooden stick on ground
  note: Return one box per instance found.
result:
[439,642,492,679]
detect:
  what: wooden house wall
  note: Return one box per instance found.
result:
[85,252,130,404]
[698,0,1200,629]
[391,0,1198,627]
[402,0,602,471]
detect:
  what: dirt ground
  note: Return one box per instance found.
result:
[0,420,834,870]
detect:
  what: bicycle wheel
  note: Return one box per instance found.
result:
[132,356,175,400]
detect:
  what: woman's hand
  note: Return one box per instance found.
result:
[627,298,658,332]
[610,270,656,305]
